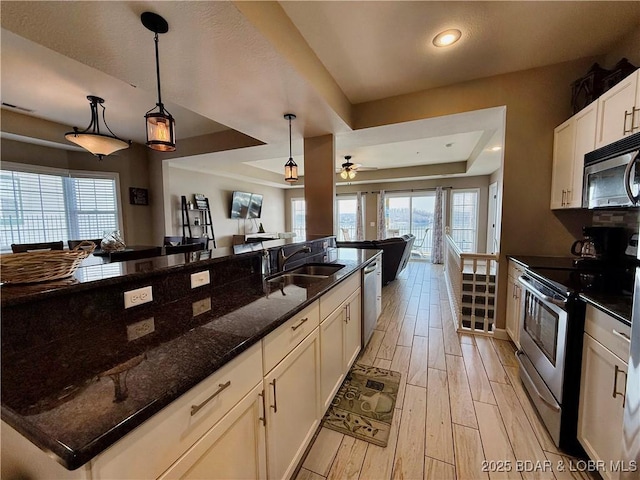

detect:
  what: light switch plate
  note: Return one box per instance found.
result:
[127,318,155,341]
[124,286,153,308]
[190,270,210,289]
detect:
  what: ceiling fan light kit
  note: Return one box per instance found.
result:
[284,113,298,183]
[340,155,357,179]
[142,11,176,152]
[64,95,131,161]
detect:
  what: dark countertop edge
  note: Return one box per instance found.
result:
[2,248,381,470]
[506,255,576,269]
[0,249,263,308]
[579,293,632,327]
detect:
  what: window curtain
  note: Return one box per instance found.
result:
[431,187,444,264]
[355,192,364,241]
[377,190,387,240]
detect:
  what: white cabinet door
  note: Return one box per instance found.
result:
[551,118,576,209]
[567,102,597,208]
[505,275,521,349]
[320,303,346,410]
[344,289,362,370]
[265,328,321,480]
[596,70,639,148]
[158,383,267,480]
[578,333,627,480]
[505,261,523,348]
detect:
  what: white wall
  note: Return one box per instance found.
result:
[163,166,286,247]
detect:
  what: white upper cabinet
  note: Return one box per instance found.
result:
[595,69,640,148]
[551,101,597,209]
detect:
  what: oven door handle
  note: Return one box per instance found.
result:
[517,276,566,307]
[515,351,561,412]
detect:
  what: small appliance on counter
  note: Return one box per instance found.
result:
[570,226,628,265]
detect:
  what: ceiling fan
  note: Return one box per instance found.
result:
[338,155,377,179]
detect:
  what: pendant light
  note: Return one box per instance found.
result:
[64,95,131,161]
[284,113,298,183]
[142,12,176,152]
[340,155,357,180]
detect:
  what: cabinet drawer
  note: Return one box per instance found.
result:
[320,273,360,319]
[584,305,630,362]
[263,301,320,374]
[91,342,263,480]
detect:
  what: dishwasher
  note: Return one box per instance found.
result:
[362,257,381,348]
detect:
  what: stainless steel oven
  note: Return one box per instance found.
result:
[516,270,586,454]
[517,275,567,445]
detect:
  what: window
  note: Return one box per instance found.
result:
[385,192,435,257]
[450,189,479,253]
[0,163,122,252]
[336,195,358,241]
[291,198,306,239]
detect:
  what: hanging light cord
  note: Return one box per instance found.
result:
[154,32,163,110]
[288,115,293,160]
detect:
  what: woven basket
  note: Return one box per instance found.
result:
[1,241,96,284]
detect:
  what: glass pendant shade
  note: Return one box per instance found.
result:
[145,110,176,152]
[64,95,130,160]
[340,169,348,180]
[285,157,298,183]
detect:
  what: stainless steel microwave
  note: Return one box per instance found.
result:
[583,132,640,209]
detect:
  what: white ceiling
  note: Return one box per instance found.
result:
[1,1,639,187]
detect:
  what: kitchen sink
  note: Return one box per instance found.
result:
[286,263,345,276]
[266,273,327,287]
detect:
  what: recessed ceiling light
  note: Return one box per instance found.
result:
[490,146,502,152]
[433,29,462,47]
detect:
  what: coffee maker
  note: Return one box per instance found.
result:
[571,226,628,265]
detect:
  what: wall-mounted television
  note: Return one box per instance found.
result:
[247,194,263,219]
[230,191,263,219]
[230,191,251,219]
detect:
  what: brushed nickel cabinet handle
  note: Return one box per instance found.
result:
[613,364,627,408]
[258,390,266,426]
[613,329,631,343]
[191,380,231,416]
[291,317,308,331]
[633,106,640,132]
[624,109,634,135]
[270,379,278,413]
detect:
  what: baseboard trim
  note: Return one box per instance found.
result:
[493,328,510,341]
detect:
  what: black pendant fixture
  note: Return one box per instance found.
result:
[64,95,131,161]
[142,12,176,152]
[340,155,357,180]
[284,113,298,183]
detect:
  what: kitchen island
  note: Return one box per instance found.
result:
[1,237,381,479]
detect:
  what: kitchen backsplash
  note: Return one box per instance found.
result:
[592,209,640,233]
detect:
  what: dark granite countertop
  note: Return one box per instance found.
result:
[579,292,632,327]
[506,255,578,270]
[0,240,300,308]
[1,244,381,470]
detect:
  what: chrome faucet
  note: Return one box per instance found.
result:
[278,245,311,271]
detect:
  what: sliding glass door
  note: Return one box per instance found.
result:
[386,193,434,258]
[336,196,358,241]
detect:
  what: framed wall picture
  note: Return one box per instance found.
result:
[129,187,149,206]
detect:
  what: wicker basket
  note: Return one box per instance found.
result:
[1,241,96,284]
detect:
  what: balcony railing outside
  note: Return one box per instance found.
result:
[443,232,499,335]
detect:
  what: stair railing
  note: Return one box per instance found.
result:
[443,232,499,334]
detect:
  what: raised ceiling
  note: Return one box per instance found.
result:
[1,1,639,187]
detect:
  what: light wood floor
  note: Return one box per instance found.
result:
[296,261,594,480]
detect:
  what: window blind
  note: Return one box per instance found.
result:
[0,165,121,252]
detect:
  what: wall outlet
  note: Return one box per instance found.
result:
[370,222,375,227]
[124,286,153,309]
[127,317,155,341]
[192,297,212,317]
[190,270,210,289]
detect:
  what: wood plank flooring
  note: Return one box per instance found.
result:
[298,261,593,480]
